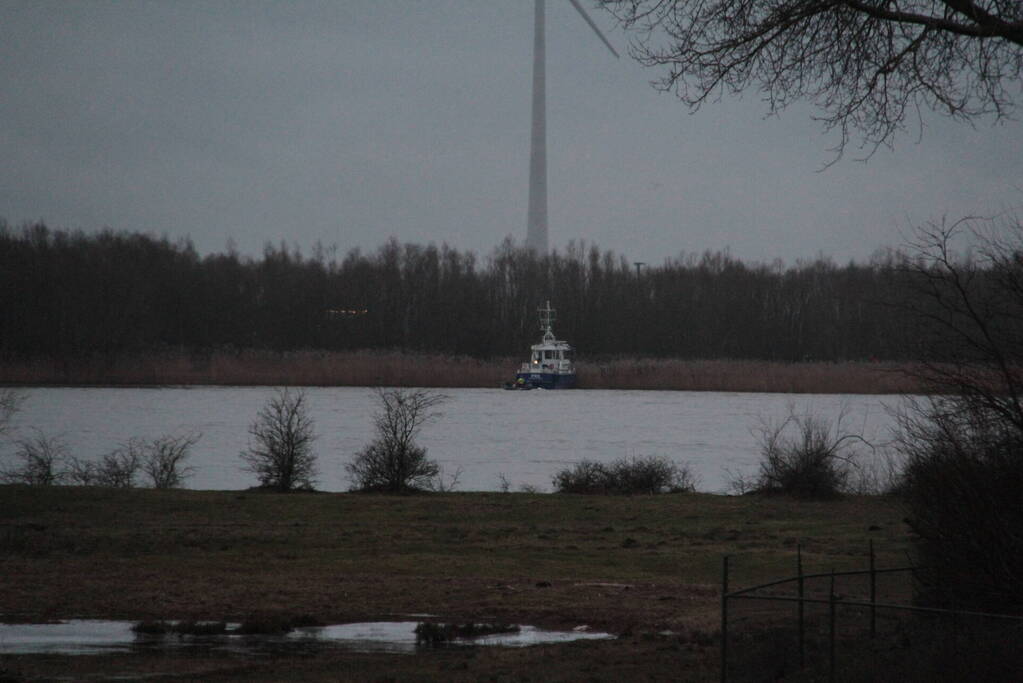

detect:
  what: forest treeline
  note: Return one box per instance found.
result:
[1,221,918,362]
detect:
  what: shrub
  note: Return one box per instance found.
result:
[553,455,697,494]
[552,460,607,494]
[0,431,67,485]
[140,433,199,489]
[887,218,1023,613]
[347,440,438,493]
[239,388,318,491]
[898,399,1023,612]
[751,406,865,499]
[69,446,141,487]
[346,388,446,493]
[96,446,143,488]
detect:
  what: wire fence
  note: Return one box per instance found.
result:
[720,542,1023,682]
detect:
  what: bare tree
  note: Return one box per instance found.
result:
[899,215,1023,427]
[141,433,199,489]
[894,215,1023,610]
[0,431,67,485]
[240,388,318,491]
[346,389,447,492]
[601,0,1023,158]
[0,388,24,439]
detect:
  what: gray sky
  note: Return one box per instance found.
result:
[2,1,1021,265]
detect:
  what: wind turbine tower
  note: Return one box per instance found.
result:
[526,0,619,253]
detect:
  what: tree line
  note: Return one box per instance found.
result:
[1,220,922,362]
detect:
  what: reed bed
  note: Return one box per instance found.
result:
[577,357,919,394]
[0,350,920,394]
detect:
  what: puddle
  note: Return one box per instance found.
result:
[0,620,614,656]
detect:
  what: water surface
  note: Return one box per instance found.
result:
[8,387,899,492]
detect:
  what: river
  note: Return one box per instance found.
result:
[5,387,901,493]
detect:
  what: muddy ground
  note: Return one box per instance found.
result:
[0,486,909,681]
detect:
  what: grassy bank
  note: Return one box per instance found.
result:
[0,350,919,393]
[0,486,909,681]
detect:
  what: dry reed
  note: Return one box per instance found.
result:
[0,350,921,394]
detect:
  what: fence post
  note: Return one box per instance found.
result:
[829,569,836,683]
[951,596,959,680]
[798,544,805,670]
[869,539,877,639]
[721,555,729,683]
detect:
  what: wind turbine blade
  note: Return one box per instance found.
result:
[567,0,619,59]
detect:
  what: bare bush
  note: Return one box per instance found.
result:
[98,445,142,488]
[553,455,697,494]
[0,431,67,485]
[68,444,143,488]
[141,433,199,489]
[752,406,868,499]
[552,460,606,494]
[722,466,758,496]
[846,447,905,496]
[427,465,463,493]
[346,388,446,493]
[66,456,99,486]
[240,388,318,491]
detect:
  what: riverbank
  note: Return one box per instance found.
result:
[0,350,919,393]
[0,486,910,681]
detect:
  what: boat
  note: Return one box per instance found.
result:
[506,300,577,390]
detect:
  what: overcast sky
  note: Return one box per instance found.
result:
[2,1,1021,265]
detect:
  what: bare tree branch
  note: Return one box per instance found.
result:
[601,0,1023,157]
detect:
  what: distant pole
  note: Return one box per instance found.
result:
[633,261,646,277]
[526,0,548,253]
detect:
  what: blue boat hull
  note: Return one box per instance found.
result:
[514,371,577,389]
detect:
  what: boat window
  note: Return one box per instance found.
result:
[543,350,552,360]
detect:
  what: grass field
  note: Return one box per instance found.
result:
[0,486,910,681]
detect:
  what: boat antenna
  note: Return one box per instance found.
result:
[539,300,556,343]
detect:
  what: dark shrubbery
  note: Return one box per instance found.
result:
[899,401,1023,611]
[138,433,200,489]
[346,389,447,493]
[553,455,697,494]
[68,447,141,488]
[240,388,318,492]
[0,432,67,486]
[750,408,863,499]
[893,219,1023,613]
[2,431,198,489]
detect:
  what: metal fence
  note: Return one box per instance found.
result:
[720,542,1023,682]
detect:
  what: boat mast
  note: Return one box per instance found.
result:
[539,300,556,343]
